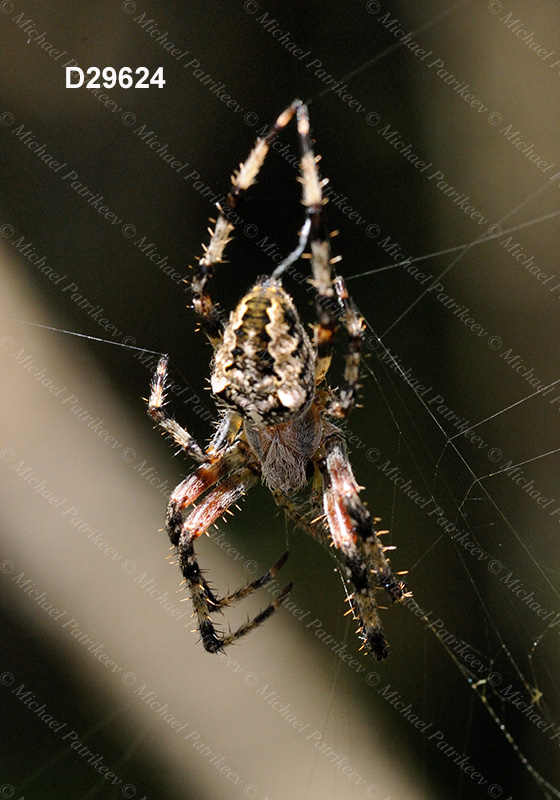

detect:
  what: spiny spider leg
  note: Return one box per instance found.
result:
[149,354,246,469]
[166,453,244,515]
[148,354,207,462]
[324,439,405,604]
[292,102,338,385]
[320,435,406,659]
[167,466,291,653]
[283,103,365,417]
[215,583,293,651]
[191,100,302,346]
[328,275,365,418]
[173,468,258,541]
[212,551,290,609]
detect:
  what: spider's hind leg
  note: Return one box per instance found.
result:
[320,435,407,659]
[168,466,292,652]
[208,552,292,651]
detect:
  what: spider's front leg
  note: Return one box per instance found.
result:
[148,354,207,462]
[191,100,302,346]
[284,103,364,418]
[149,356,291,651]
[168,466,292,653]
[320,435,407,660]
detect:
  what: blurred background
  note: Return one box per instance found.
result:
[1,1,560,798]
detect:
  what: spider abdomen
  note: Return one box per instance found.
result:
[211,278,316,426]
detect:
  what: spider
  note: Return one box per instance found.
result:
[148,100,407,659]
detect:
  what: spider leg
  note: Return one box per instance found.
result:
[149,352,247,463]
[282,102,364,417]
[293,103,338,386]
[327,276,364,419]
[166,450,245,517]
[320,435,406,660]
[212,551,290,608]
[148,354,207,462]
[168,465,291,652]
[191,100,303,346]
[271,486,329,545]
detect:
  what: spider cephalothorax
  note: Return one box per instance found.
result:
[148,100,408,659]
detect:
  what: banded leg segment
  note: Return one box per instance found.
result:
[320,436,406,659]
[191,101,302,345]
[293,103,338,385]
[167,467,292,653]
[327,276,365,418]
[148,355,207,462]
[287,104,365,416]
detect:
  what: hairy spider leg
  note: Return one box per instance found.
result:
[149,352,246,462]
[148,336,294,651]
[321,435,405,659]
[148,354,207,462]
[284,103,365,418]
[323,437,405,603]
[167,466,292,653]
[191,100,303,346]
[328,275,365,418]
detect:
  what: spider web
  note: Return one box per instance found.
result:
[303,5,560,794]
[304,34,560,800]
[349,235,560,799]
[263,165,560,799]
[1,2,560,799]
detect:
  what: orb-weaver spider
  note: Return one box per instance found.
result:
[148,100,407,659]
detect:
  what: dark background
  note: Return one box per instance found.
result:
[1,1,560,798]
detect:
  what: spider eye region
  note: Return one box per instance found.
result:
[211,278,316,426]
